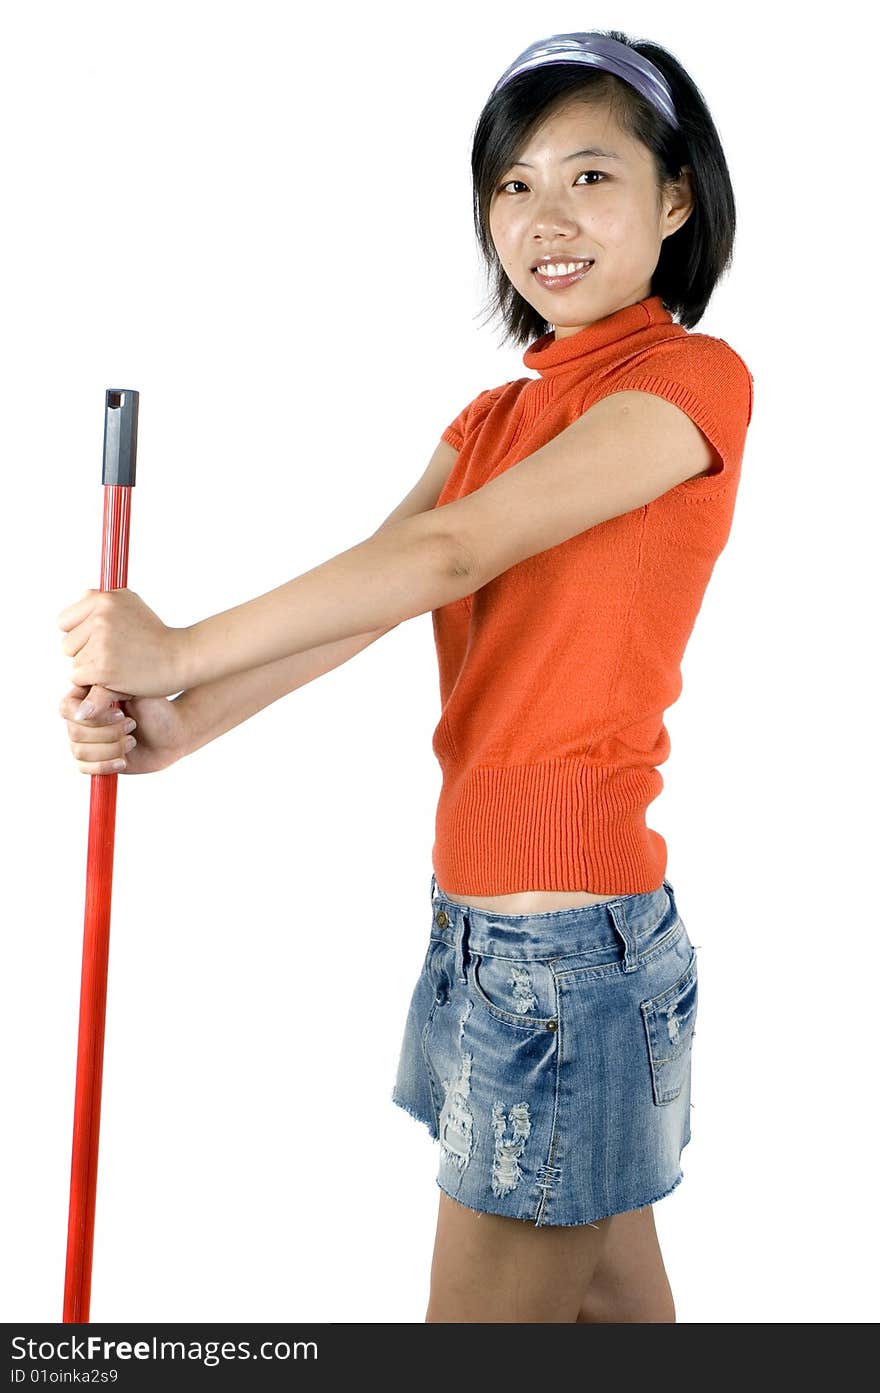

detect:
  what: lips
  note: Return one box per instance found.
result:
[532,261,595,290]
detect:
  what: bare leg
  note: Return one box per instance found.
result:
[575,1205,676,1323]
[425,1190,613,1322]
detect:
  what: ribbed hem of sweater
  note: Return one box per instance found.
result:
[431,758,667,897]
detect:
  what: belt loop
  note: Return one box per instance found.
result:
[431,872,438,903]
[609,898,640,974]
[663,878,677,917]
[454,909,471,984]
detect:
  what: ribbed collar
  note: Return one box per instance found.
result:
[522,294,680,381]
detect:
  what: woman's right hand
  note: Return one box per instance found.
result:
[60,683,190,776]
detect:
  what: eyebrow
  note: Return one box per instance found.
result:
[510,147,623,169]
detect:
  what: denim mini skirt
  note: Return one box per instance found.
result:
[391,873,697,1228]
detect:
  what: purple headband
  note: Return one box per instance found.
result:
[491,31,680,132]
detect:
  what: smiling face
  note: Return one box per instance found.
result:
[488,96,694,340]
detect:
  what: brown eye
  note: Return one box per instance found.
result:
[497,171,606,195]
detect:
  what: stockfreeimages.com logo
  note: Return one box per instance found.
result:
[10,1334,318,1369]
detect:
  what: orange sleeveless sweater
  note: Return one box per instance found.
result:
[430,294,754,896]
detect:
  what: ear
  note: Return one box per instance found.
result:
[662,165,694,237]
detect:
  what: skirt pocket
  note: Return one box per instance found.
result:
[640,949,698,1105]
[468,951,559,1031]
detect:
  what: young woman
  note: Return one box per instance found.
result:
[57,31,753,1322]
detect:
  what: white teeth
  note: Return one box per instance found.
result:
[535,260,591,277]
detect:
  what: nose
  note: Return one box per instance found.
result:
[530,208,580,241]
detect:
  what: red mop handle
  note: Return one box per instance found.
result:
[63,389,139,1322]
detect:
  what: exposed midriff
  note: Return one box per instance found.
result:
[440,887,619,913]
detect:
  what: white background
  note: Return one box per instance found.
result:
[3,0,877,1324]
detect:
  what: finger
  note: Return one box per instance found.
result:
[59,684,90,708]
[59,687,123,721]
[73,746,132,776]
[57,589,99,632]
[66,711,136,738]
[70,733,137,767]
[73,684,129,721]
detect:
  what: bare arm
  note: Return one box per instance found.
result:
[173,624,394,756]
[172,439,459,756]
[180,513,469,690]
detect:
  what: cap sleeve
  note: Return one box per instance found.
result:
[594,334,755,498]
[441,384,508,452]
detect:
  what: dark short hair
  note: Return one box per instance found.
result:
[470,29,737,344]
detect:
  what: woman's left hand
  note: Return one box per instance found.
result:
[57,587,191,715]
